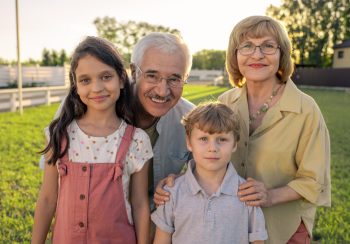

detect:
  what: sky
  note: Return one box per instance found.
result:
[0,0,281,61]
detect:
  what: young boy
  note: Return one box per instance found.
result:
[151,102,268,244]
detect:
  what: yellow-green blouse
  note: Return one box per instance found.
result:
[218,79,331,244]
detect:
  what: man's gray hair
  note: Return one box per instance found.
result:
[131,32,192,75]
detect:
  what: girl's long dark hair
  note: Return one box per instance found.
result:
[41,36,134,165]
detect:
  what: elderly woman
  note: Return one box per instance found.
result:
[218,15,331,244]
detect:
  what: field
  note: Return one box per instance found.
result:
[0,84,349,243]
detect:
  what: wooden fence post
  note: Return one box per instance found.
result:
[46,89,51,105]
[10,92,17,112]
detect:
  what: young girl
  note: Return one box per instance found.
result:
[32,36,152,244]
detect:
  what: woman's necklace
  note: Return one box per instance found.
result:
[249,84,283,124]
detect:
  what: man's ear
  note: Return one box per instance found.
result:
[119,77,125,89]
[185,135,193,152]
[232,141,238,153]
[130,63,137,82]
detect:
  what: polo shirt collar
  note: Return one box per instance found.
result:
[219,163,239,196]
[185,160,202,195]
[185,160,239,196]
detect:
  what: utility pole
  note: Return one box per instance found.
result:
[16,0,23,115]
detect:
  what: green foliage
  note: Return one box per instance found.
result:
[0,57,11,65]
[22,58,41,66]
[41,48,69,66]
[266,0,350,67]
[0,85,349,243]
[0,58,41,67]
[93,16,181,62]
[192,49,226,70]
[1,48,68,67]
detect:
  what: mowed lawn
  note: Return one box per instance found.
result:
[0,84,349,243]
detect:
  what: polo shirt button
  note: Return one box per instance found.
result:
[80,194,85,200]
[79,222,84,228]
[244,142,248,146]
[241,162,245,167]
[82,166,87,171]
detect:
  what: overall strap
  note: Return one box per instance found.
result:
[113,125,136,180]
[57,135,69,176]
[60,136,69,163]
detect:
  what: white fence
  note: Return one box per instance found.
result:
[0,65,69,112]
[0,86,68,112]
[0,65,69,87]
[188,69,224,81]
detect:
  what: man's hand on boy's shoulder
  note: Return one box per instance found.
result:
[153,173,179,206]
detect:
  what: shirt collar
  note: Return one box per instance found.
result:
[229,79,302,114]
[185,160,238,196]
[220,163,239,196]
[278,79,302,114]
[227,85,246,105]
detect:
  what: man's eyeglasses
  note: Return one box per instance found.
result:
[135,65,187,88]
[237,42,280,56]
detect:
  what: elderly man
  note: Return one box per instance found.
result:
[129,32,194,198]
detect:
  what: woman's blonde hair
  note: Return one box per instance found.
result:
[226,15,294,87]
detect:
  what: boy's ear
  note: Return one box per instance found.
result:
[185,135,193,152]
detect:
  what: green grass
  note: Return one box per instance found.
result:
[0,103,60,243]
[0,84,349,243]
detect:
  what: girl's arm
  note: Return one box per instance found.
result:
[131,160,150,244]
[153,227,171,244]
[32,150,59,244]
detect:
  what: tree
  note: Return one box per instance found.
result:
[41,48,69,66]
[59,49,68,66]
[0,58,10,65]
[192,49,226,70]
[22,58,40,66]
[41,48,52,66]
[51,50,59,66]
[93,16,181,62]
[266,0,350,67]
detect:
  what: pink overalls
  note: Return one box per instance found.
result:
[53,125,137,244]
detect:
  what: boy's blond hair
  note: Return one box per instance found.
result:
[181,102,240,142]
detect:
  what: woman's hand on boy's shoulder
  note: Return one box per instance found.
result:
[238,177,271,207]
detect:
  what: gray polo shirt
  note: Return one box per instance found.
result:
[151,160,268,244]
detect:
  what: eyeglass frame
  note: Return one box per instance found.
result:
[134,64,188,88]
[236,42,280,56]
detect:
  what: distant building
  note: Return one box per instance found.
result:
[333,39,350,68]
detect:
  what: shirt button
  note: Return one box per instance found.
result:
[80,194,85,200]
[244,142,248,146]
[79,222,84,228]
[241,162,245,167]
[82,166,87,171]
